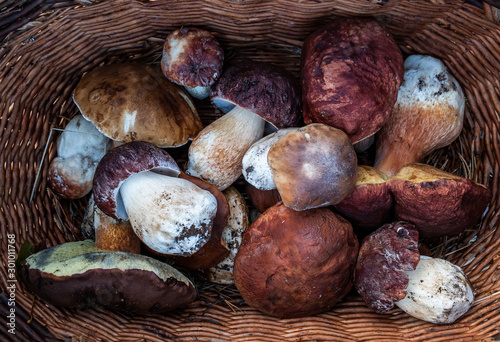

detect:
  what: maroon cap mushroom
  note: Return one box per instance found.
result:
[355,222,474,324]
[186,60,302,190]
[21,240,197,314]
[373,55,465,177]
[233,202,359,318]
[161,27,224,99]
[93,141,218,256]
[387,163,491,238]
[301,17,404,144]
[73,63,203,148]
[47,115,110,199]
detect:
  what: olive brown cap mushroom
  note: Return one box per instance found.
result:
[233,202,359,318]
[373,55,465,177]
[93,141,218,256]
[20,240,197,314]
[387,163,491,238]
[242,123,358,211]
[301,17,404,144]
[355,222,474,324]
[161,27,224,99]
[186,60,302,191]
[48,114,110,199]
[73,63,203,148]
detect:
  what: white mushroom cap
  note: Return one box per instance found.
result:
[120,171,218,256]
[396,256,474,324]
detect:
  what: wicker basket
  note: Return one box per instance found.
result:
[1,1,499,341]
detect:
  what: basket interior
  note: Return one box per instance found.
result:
[1,1,499,341]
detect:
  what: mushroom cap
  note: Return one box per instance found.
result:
[210,60,302,129]
[165,172,231,269]
[354,221,420,313]
[73,63,203,147]
[47,155,96,199]
[233,202,359,318]
[21,240,197,314]
[301,17,404,144]
[373,55,465,177]
[387,163,491,238]
[333,165,392,231]
[93,141,181,220]
[161,27,224,88]
[267,123,358,210]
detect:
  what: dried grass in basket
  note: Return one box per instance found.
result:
[1,0,499,341]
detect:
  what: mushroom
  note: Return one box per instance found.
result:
[301,17,404,144]
[186,60,302,190]
[73,63,203,148]
[245,183,281,214]
[333,165,392,232]
[373,55,465,177]
[387,163,491,238]
[20,240,197,314]
[161,27,224,99]
[93,141,218,256]
[355,222,474,324]
[205,186,249,284]
[47,114,110,199]
[233,202,359,318]
[242,123,358,211]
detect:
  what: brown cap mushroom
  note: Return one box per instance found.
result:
[161,27,224,99]
[186,60,302,190]
[47,115,110,199]
[387,163,491,238]
[333,165,392,231]
[93,141,218,256]
[73,63,203,148]
[233,202,359,318]
[21,240,197,314]
[373,55,465,177]
[301,17,404,144]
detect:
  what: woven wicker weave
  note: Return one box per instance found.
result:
[1,0,499,341]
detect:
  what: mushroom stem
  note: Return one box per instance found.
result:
[185,85,211,100]
[395,256,474,324]
[186,106,266,190]
[119,170,218,256]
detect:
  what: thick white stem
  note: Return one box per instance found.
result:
[186,106,266,190]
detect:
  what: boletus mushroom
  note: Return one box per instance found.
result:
[161,27,224,99]
[93,141,218,257]
[47,115,110,199]
[73,63,203,148]
[186,60,302,190]
[242,123,358,211]
[21,240,197,314]
[355,222,474,324]
[301,17,404,144]
[387,163,491,238]
[233,202,359,318]
[373,55,465,177]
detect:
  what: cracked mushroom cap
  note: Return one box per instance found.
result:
[354,221,420,313]
[161,27,224,89]
[301,17,404,144]
[73,63,203,147]
[210,59,303,129]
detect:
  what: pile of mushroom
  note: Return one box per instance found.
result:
[32,19,493,322]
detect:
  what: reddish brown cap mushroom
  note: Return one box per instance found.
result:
[233,202,359,318]
[387,163,491,238]
[73,63,203,147]
[301,17,404,144]
[161,27,224,99]
[354,221,420,313]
